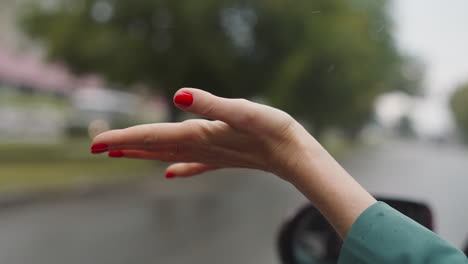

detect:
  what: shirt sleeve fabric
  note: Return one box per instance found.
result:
[338,202,467,264]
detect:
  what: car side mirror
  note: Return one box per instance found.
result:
[277,198,433,264]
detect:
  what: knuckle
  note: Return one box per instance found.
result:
[235,98,249,104]
[233,98,251,108]
[236,107,258,129]
[140,131,158,150]
[240,111,257,125]
[143,133,158,145]
[182,119,210,142]
[200,102,216,118]
[275,117,296,142]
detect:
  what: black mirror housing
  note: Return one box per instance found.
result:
[277,198,434,264]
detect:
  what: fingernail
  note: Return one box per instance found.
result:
[91,143,108,154]
[165,172,176,179]
[108,151,124,158]
[91,143,108,150]
[174,92,193,107]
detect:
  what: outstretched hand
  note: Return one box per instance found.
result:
[91,88,310,179]
[90,87,376,238]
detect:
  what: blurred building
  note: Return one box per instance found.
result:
[0,47,72,142]
[0,0,167,142]
[0,46,167,142]
[0,1,59,142]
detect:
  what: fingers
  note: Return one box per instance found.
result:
[173,88,261,129]
[93,144,178,154]
[91,122,199,152]
[166,162,221,178]
[108,150,192,163]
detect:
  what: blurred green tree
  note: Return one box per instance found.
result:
[450,83,468,141]
[19,0,416,136]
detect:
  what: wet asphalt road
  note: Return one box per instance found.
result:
[0,139,467,263]
[0,169,306,264]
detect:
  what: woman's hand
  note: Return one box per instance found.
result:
[91,88,313,180]
[90,87,376,238]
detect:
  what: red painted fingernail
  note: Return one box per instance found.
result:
[91,143,108,150]
[165,172,176,179]
[108,151,124,158]
[91,143,109,154]
[174,92,193,107]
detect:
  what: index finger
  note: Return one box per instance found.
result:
[91,122,194,151]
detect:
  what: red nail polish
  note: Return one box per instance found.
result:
[108,151,124,158]
[91,143,108,150]
[174,92,193,107]
[166,172,176,179]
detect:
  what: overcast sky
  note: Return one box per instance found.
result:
[376,0,468,136]
[391,0,468,97]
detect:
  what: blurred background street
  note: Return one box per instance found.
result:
[1,0,468,263]
[0,168,305,264]
[0,138,467,264]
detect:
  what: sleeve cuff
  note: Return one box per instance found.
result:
[338,202,467,264]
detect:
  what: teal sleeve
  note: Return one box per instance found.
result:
[338,202,467,264]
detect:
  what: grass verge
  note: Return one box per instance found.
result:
[0,138,157,193]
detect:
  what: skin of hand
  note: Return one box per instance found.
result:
[91,88,376,238]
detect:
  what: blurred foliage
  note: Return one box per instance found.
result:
[19,0,420,136]
[450,83,468,141]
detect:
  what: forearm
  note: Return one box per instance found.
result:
[277,122,376,238]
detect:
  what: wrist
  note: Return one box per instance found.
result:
[271,121,325,182]
[272,122,376,237]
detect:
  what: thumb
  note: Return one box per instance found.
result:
[173,88,259,127]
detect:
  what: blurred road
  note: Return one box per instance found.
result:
[0,169,306,264]
[0,139,467,263]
